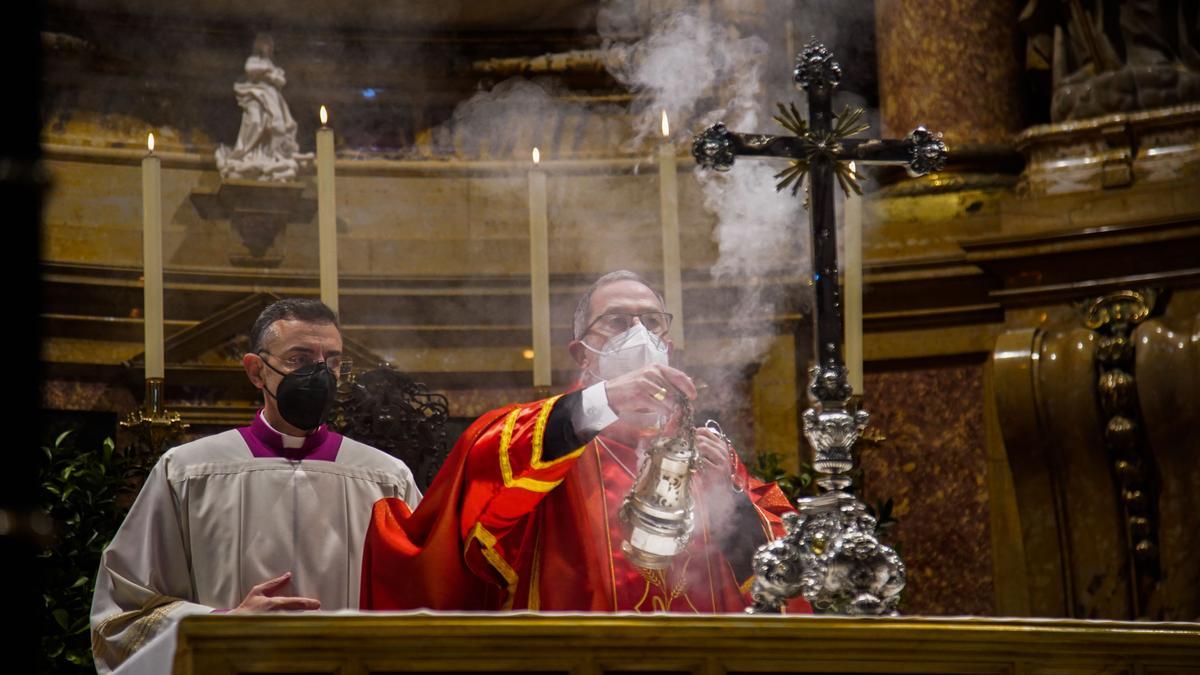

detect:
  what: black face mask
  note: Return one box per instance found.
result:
[259,355,338,431]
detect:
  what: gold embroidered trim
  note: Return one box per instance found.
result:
[498,407,561,492]
[92,594,182,668]
[467,522,519,610]
[528,527,543,611]
[739,573,756,596]
[498,397,585,492]
[530,395,586,469]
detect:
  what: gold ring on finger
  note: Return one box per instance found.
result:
[652,387,668,402]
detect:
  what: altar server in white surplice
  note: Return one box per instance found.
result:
[90,298,421,673]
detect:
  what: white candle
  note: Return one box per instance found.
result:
[142,132,165,380]
[528,147,552,388]
[844,162,864,395]
[658,110,685,349]
[317,105,339,314]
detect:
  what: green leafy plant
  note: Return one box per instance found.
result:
[38,430,155,673]
[750,450,819,503]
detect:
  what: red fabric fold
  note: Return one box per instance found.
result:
[361,397,811,615]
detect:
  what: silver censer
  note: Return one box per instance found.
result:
[619,398,699,570]
[747,367,906,615]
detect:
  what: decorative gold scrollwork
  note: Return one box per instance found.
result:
[1078,287,1161,614]
[1082,288,1158,330]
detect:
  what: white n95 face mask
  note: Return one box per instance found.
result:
[584,323,670,381]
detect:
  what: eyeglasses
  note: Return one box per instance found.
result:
[259,350,352,377]
[583,311,673,338]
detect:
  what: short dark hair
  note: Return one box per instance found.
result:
[572,270,665,340]
[250,298,339,353]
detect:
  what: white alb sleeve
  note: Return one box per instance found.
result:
[572,381,620,436]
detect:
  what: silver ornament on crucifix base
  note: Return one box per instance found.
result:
[750,373,904,615]
[693,39,946,616]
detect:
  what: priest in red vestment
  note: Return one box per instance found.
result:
[361,270,807,613]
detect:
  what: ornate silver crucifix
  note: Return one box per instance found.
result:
[693,40,947,615]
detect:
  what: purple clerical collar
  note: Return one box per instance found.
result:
[237,411,343,461]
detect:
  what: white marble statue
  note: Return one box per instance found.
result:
[215,35,312,182]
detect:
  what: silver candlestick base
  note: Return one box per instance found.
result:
[747,368,905,615]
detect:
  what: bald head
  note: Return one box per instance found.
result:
[571,270,666,341]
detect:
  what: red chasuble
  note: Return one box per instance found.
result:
[361,395,810,613]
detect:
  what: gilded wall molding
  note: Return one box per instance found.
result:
[1077,288,1161,616]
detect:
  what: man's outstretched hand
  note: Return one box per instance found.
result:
[229,572,321,613]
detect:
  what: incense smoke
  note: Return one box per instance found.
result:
[599,0,808,421]
[433,78,597,160]
[593,0,879,548]
[407,0,876,480]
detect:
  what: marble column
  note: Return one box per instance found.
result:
[876,0,1024,147]
[873,0,1025,231]
[868,0,1027,261]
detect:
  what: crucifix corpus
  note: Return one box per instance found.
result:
[692,40,947,615]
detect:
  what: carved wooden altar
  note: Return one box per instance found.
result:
[172,614,1200,674]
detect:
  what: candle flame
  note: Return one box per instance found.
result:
[147,132,155,152]
[320,105,328,125]
[532,147,540,164]
[848,161,857,174]
[661,110,669,137]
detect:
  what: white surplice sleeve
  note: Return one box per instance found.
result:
[89,456,209,674]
